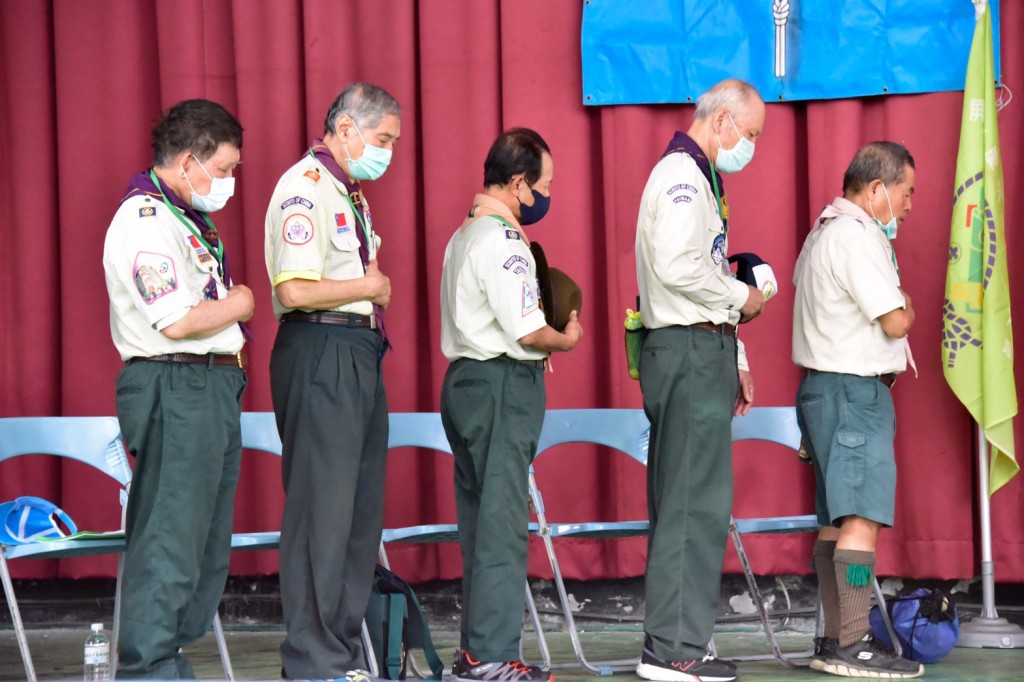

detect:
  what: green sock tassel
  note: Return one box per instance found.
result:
[846,563,873,587]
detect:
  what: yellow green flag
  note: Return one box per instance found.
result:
[943,2,1018,495]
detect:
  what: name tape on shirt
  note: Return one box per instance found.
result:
[283,214,314,245]
[132,251,178,305]
[281,196,314,211]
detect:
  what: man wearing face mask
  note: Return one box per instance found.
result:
[103,99,253,678]
[633,78,766,682]
[440,128,582,682]
[793,142,921,679]
[264,82,399,679]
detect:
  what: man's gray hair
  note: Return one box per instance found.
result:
[323,82,401,135]
[694,79,760,120]
[843,141,915,194]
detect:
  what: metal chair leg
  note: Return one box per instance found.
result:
[528,470,637,675]
[520,579,552,670]
[1,552,36,682]
[213,612,235,680]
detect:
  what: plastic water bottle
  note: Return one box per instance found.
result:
[83,623,111,680]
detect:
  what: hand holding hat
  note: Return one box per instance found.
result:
[729,252,778,302]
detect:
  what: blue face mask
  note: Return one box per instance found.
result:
[345,120,392,181]
[715,112,755,174]
[518,186,551,226]
[871,183,898,240]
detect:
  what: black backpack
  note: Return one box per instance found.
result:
[364,564,444,679]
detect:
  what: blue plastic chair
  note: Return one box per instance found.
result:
[382,412,550,671]
[727,407,899,664]
[529,408,652,675]
[0,417,130,682]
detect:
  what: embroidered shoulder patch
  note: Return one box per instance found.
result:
[335,213,351,235]
[138,206,156,219]
[283,214,314,245]
[667,183,697,195]
[303,169,321,184]
[505,229,521,241]
[711,234,726,265]
[503,254,529,278]
[522,280,540,316]
[672,195,692,204]
[132,251,178,305]
[281,196,314,211]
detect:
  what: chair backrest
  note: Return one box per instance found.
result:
[536,409,650,464]
[388,412,452,453]
[240,412,283,456]
[730,406,801,450]
[0,417,131,487]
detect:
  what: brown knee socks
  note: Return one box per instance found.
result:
[813,539,840,640]
[833,548,876,647]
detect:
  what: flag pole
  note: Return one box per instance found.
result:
[956,424,1024,648]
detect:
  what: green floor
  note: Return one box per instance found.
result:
[3,626,1024,681]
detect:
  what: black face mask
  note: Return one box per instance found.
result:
[519,187,551,226]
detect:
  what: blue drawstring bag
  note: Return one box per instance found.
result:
[0,496,77,545]
[870,587,960,663]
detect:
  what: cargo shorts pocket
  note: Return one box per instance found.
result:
[835,430,866,487]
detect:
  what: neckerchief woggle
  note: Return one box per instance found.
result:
[662,132,728,233]
[120,170,252,342]
[307,139,389,349]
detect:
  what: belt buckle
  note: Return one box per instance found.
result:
[235,350,245,369]
[369,314,377,330]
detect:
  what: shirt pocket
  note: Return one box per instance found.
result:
[325,228,365,280]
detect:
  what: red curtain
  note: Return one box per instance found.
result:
[2,0,1023,584]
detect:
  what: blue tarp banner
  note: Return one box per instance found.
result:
[581,0,1001,105]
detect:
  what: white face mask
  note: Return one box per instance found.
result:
[715,113,755,174]
[869,183,898,239]
[182,154,235,212]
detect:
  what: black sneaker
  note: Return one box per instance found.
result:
[822,633,923,678]
[809,637,838,671]
[635,641,738,682]
[451,649,553,682]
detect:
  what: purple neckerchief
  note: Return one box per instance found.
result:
[308,139,389,349]
[121,170,252,342]
[661,131,727,232]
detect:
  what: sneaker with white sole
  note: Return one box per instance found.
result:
[822,633,923,679]
[809,637,838,672]
[451,649,553,682]
[635,640,738,682]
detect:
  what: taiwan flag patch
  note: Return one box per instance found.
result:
[335,213,351,235]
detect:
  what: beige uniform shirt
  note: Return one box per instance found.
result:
[264,154,380,319]
[792,197,907,375]
[103,193,243,360]
[440,194,547,362]
[635,152,751,369]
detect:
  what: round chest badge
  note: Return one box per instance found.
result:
[283,214,314,245]
[711,234,726,265]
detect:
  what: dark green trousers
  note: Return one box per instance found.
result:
[639,326,738,660]
[271,322,388,680]
[114,360,246,679]
[440,357,545,662]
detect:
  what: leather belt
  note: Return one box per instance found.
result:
[281,310,377,329]
[498,354,546,370]
[880,373,897,387]
[687,321,737,338]
[130,351,246,369]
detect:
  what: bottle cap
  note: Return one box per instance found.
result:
[91,623,103,631]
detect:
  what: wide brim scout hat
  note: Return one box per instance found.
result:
[0,496,77,545]
[530,241,582,333]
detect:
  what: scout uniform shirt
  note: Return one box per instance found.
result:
[103,184,243,361]
[264,151,380,319]
[635,149,751,369]
[440,194,547,363]
[792,196,907,376]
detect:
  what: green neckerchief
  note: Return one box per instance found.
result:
[148,169,224,264]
